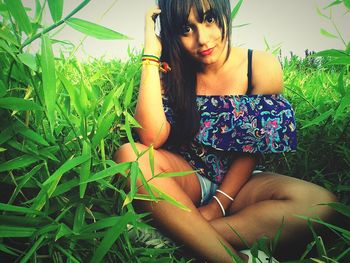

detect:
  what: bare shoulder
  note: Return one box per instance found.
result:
[251,50,283,94]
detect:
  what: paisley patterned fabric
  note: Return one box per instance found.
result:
[162,94,297,184]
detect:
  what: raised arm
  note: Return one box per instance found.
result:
[134,6,171,148]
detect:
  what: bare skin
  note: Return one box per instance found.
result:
[114,4,338,262]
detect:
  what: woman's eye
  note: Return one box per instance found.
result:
[205,14,215,24]
[181,25,192,35]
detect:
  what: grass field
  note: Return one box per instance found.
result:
[0,0,349,262]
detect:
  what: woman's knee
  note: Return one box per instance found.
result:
[285,180,338,220]
[113,142,148,163]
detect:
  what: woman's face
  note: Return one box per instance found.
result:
[179,7,227,66]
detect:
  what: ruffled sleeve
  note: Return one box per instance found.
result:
[162,95,175,125]
[195,94,297,153]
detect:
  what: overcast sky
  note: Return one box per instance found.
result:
[25,0,349,60]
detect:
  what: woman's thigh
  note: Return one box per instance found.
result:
[228,172,337,215]
[114,142,202,205]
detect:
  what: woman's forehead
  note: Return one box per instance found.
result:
[186,0,211,22]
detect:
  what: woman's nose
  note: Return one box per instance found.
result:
[197,25,209,46]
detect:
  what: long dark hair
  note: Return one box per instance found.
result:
[157,0,232,146]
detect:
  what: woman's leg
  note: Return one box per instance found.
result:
[114,143,241,262]
[209,172,338,259]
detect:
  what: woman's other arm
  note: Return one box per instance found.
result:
[134,7,170,148]
[199,154,257,221]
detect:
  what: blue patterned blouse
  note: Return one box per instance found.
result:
[163,94,297,184]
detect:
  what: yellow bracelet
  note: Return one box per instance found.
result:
[141,59,160,68]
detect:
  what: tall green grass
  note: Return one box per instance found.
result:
[0,0,349,262]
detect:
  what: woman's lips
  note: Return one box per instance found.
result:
[199,47,214,56]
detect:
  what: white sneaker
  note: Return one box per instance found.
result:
[240,249,279,263]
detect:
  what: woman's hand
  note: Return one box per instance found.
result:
[144,6,162,57]
[198,200,224,221]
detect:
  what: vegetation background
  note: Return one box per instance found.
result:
[0,0,349,262]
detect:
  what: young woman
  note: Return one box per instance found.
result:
[114,0,337,262]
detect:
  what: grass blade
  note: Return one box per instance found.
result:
[81,162,131,183]
[230,0,243,20]
[31,155,90,211]
[19,235,45,263]
[41,34,56,134]
[66,18,130,40]
[89,211,135,263]
[92,114,115,148]
[47,0,63,23]
[79,141,91,198]
[0,226,36,237]
[0,155,39,172]
[4,0,32,35]
[149,184,190,212]
[0,97,42,111]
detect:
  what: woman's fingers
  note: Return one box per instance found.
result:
[144,6,162,56]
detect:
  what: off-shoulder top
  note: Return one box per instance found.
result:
[162,50,297,184]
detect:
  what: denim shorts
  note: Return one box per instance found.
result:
[196,173,219,206]
[196,170,264,206]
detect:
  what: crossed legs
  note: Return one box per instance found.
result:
[210,173,337,259]
[114,143,337,261]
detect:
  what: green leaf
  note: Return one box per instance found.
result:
[66,18,130,40]
[17,123,50,146]
[320,28,337,39]
[19,235,45,263]
[0,226,36,237]
[18,53,38,71]
[149,184,191,212]
[48,0,63,23]
[8,164,44,204]
[0,243,18,256]
[90,211,135,263]
[231,0,243,20]
[58,72,84,116]
[334,93,350,120]
[4,0,32,35]
[124,113,139,156]
[52,178,80,197]
[0,125,16,145]
[344,0,350,10]
[0,40,17,59]
[0,97,42,111]
[81,162,131,183]
[0,27,19,46]
[156,170,197,178]
[92,114,115,148]
[301,109,333,129]
[323,0,342,10]
[312,49,349,58]
[55,224,72,241]
[123,78,134,108]
[73,204,85,233]
[325,57,350,65]
[298,215,350,240]
[0,203,43,215]
[129,162,139,199]
[32,155,90,211]
[0,155,39,172]
[323,202,350,218]
[79,141,91,198]
[41,35,56,134]
[0,80,6,97]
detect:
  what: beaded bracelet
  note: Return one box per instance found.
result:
[141,54,171,73]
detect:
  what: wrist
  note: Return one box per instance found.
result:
[210,197,225,217]
[143,47,161,58]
